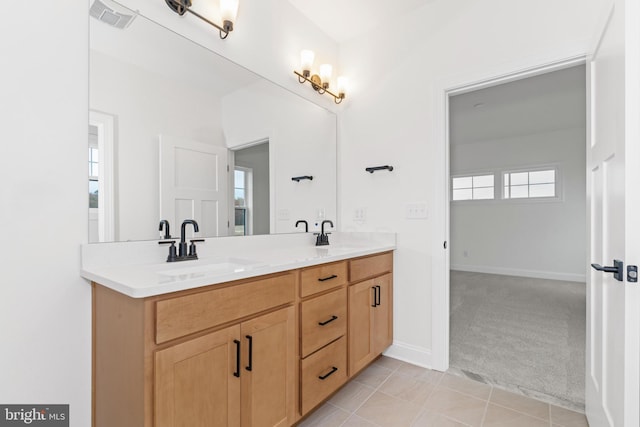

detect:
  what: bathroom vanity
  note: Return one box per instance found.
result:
[82,233,395,427]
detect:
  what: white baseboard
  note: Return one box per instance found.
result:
[451,264,586,282]
[383,341,433,369]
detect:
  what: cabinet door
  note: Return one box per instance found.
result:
[348,279,376,375]
[240,306,295,427]
[155,325,241,427]
[372,274,393,355]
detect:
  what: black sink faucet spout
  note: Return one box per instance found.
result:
[295,220,309,232]
[315,220,334,246]
[158,219,171,239]
[179,220,199,257]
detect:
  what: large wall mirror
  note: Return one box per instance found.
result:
[89,0,337,243]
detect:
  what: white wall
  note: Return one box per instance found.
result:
[0,1,91,424]
[338,0,602,366]
[450,127,586,281]
[0,1,338,425]
[90,51,225,241]
[222,80,337,233]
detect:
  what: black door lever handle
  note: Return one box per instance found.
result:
[591,259,624,282]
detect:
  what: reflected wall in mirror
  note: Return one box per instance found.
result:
[89,0,337,243]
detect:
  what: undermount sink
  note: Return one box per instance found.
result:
[159,258,264,278]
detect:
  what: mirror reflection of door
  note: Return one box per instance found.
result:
[88,110,115,243]
[231,141,270,236]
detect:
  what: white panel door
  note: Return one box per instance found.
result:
[586,2,640,426]
[159,135,228,238]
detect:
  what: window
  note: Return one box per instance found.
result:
[234,167,252,236]
[503,169,556,199]
[89,145,99,209]
[452,174,495,201]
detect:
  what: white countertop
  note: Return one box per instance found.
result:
[81,232,396,298]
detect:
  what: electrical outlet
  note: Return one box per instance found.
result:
[354,207,367,223]
[405,203,428,219]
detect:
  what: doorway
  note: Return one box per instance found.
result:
[230,140,270,236]
[447,65,587,409]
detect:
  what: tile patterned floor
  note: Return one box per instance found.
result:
[297,357,589,427]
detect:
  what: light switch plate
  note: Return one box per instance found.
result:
[406,203,428,219]
[277,209,290,221]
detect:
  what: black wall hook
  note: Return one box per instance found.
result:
[292,175,313,182]
[365,165,394,173]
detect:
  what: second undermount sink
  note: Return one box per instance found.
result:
[158,258,264,278]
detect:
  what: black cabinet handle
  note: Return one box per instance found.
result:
[371,286,377,307]
[318,315,338,326]
[318,274,338,282]
[245,335,253,372]
[233,339,241,377]
[375,285,381,306]
[318,366,338,380]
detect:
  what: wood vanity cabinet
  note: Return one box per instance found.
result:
[93,251,393,427]
[93,271,296,427]
[299,261,349,415]
[348,253,393,376]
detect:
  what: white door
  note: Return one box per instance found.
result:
[586,2,640,426]
[159,135,229,238]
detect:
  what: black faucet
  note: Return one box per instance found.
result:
[295,220,308,232]
[158,219,203,262]
[315,220,334,246]
[179,219,199,257]
[158,219,172,239]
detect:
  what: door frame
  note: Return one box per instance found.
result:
[431,54,588,372]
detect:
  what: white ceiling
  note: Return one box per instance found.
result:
[449,65,587,146]
[286,0,436,43]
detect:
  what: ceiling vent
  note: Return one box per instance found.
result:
[90,0,136,29]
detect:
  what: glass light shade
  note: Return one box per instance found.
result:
[220,0,239,22]
[319,64,333,82]
[300,50,315,72]
[337,76,348,94]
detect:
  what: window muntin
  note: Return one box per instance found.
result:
[452,174,495,201]
[89,146,99,209]
[503,169,556,199]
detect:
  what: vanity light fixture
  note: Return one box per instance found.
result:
[165,0,239,39]
[294,50,346,104]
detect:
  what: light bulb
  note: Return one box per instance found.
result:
[337,76,348,95]
[300,50,315,74]
[319,64,333,85]
[220,0,239,22]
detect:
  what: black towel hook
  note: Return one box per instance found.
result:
[292,175,313,182]
[365,165,394,173]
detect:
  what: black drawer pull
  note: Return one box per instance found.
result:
[233,339,241,378]
[375,285,381,306]
[245,335,253,372]
[371,286,378,307]
[318,366,338,380]
[318,274,338,282]
[318,315,338,326]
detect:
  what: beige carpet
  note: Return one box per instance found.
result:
[449,270,586,411]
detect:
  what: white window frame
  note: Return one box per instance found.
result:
[234,166,253,235]
[89,111,115,242]
[501,165,562,202]
[450,172,496,202]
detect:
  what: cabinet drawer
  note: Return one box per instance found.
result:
[301,336,347,414]
[349,252,393,283]
[155,272,295,344]
[300,261,348,298]
[300,288,346,357]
